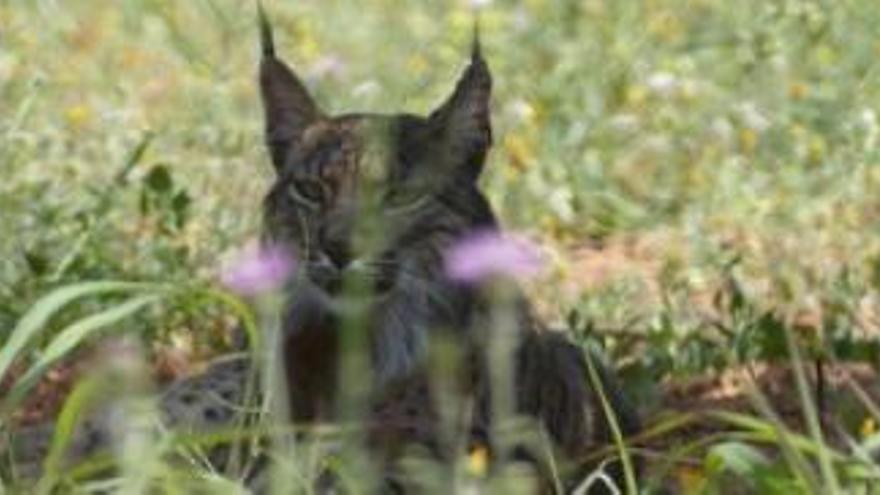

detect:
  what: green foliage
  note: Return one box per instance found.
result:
[2,0,880,492]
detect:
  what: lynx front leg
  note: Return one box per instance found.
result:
[366,284,443,453]
[281,282,340,423]
[515,332,640,493]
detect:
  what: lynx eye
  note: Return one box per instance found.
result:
[287,180,326,210]
[384,190,429,216]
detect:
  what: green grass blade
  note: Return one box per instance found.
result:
[2,293,164,415]
[783,326,842,494]
[0,281,163,385]
[583,349,638,495]
[727,370,824,493]
[37,374,104,493]
[708,410,849,462]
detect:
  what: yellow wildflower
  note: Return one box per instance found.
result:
[676,465,708,493]
[861,417,876,438]
[120,46,148,70]
[467,445,489,477]
[67,23,102,52]
[808,135,826,164]
[648,12,684,43]
[406,54,429,76]
[739,128,758,153]
[64,104,92,129]
[541,215,565,240]
[788,81,809,100]
[504,134,535,172]
[815,44,836,66]
[680,79,699,101]
[626,85,648,107]
[293,21,321,62]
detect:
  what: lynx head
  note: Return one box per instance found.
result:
[258,8,495,294]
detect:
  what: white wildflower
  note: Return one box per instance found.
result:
[737,102,770,132]
[351,80,380,99]
[646,72,679,97]
[609,113,640,134]
[710,117,734,144]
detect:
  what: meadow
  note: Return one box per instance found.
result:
[1,0,880,493]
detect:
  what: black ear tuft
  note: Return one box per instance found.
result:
[257,1,275,57]
[258,3,322,171]
[428,32,493,181]
[470,18,483,62]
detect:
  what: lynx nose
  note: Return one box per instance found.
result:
[323,242,352,271]
[308,251,342,288]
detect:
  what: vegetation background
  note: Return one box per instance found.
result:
[2,0,880,492]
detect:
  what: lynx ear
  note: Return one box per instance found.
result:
[427,30,492,181]
[258,4,321,171]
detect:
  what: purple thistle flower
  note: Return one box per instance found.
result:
[444,229,544,283]
[221,242,296,296]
